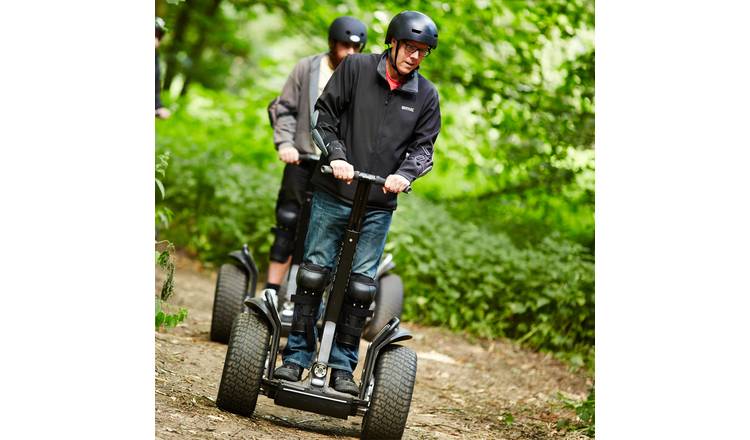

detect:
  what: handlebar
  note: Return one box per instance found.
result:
[298,153,320,162]
[320,165,411,194]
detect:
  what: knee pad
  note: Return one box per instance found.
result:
[347,275,377,305]
[276,201,299,230]
[269,202,299,262]
[290,263,330,347]
[335,274,376,347]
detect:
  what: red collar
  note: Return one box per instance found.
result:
[385,65,402,91]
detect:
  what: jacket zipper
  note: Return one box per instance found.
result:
[384,90,393,106]
[374,90,394,156]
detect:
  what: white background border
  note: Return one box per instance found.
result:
[1,1,749,438]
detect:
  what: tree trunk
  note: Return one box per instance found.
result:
[179,0,223,96]
[163,5,192,92]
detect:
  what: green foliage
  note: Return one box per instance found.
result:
[389,196,594,365]
[155,297,189,330]
[156,86,280,266]
[557,386,595,437]
[155,154,188,332]
[408,0,595,251]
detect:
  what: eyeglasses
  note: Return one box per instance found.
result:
[402,42,431,58]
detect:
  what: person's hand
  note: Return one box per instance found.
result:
[155,107,171,119]
[383,174,410,194]
[278,145,300,164]
[330,159,354,184]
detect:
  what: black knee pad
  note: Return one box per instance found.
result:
[276,201,298,230]
[269,202,299,262]
[335,274,376,347]
[296,262,329,290]
[347,275,377,304]
[290,263,330,347]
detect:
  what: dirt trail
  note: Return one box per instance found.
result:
[155,255,591,439]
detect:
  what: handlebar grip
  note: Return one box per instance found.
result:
[357,171,386,186]
[298,153,320,162]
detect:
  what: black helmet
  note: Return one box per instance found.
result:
[384,11,438,49]
[328,16,368,50]
[155,17,167,39]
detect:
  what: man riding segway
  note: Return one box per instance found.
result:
[273,10,441,396]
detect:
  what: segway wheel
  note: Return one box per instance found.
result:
[210,263,248,343]
[361,345,417,439]
[216,312,270,417]
[363,274,404,341]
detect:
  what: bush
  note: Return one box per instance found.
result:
[388,196,593,365]
[156,86,281,266]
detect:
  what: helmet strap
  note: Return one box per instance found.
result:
[388,41,399,71]
[388,41,417,81]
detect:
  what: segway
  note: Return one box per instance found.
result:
[216,165,418,439]
[209,153,405,344]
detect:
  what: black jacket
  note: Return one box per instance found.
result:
[312,52,441,210]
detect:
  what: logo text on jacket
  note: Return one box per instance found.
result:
[401,105,414,112]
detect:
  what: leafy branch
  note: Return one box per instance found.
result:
[155,152,188,331]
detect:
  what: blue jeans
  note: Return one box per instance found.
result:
[282,190,393,373]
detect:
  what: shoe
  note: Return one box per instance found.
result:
[273,363,303,381]
[330,369,359,396]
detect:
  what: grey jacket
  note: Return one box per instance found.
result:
[273,53,327,154]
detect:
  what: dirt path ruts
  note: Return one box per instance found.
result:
[155,255,591,439]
